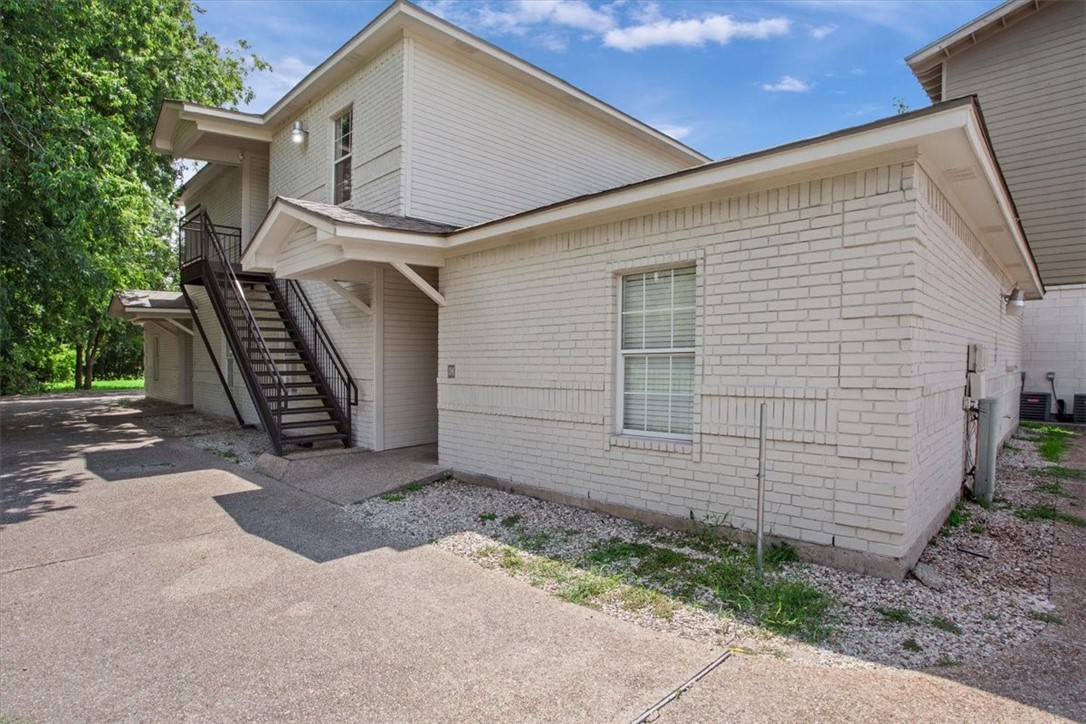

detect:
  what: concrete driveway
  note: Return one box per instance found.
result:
[0,394,1065,722]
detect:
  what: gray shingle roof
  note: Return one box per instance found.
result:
[115,291,187,310]
[280,197,460,234]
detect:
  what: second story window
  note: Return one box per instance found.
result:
[333,109,352,205]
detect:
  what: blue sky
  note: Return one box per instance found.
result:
[195,0,1002,160]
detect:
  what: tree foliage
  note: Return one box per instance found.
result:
[0,0,264,392]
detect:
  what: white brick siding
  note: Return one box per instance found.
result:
[438,156,1022,566]
[909,164,1024,547]
[1022,284,1086,409]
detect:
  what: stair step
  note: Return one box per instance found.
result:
[265,393,329,402]
[280,431,350,446]
[280,405,336,415]
[280,419,339,430]
[262,381,320,389]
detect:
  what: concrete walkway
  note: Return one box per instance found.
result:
[0,394,1070,722]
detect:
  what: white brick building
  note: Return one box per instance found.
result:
[130,1,1046,577]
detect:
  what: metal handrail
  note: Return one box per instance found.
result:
[275,278,357,441]
[196,212,288,440]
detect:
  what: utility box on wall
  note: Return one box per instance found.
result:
[968,343,988,373]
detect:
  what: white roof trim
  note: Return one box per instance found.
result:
[154,2,708,165]
[907,0,1038,67]
[243,101,1042,298]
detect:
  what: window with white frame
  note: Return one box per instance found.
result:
[620,266,695,438]
[333,109,352,205]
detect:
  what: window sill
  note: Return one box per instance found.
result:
[610,434,693,455]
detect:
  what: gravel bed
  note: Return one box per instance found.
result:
[350,428,1075,671]
[139,410,270,469]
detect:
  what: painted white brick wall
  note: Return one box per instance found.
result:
[439,157,924,560]
[1022,284,1086,410]
[909,164,1024,545]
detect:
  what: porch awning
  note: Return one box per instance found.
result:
[109,291,193,336]
[241,197,459,278]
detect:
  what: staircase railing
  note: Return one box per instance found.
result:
[179,206,242,267]
[274,278,358,442]
[194,211,288,450]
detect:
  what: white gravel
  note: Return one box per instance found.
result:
[139,410,270,469]
[350,427,1073,671]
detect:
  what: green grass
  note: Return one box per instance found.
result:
[1034,480,1071,497]
[902,637,923,652]
[211,447,241,463]
[478,512,498,522]
[874,606,917,625]
[936,655,962,667]
[379,481,428,503]
[1019,423,1076,463]
[1016,504,1086,527]
[43,377,144,392]
[619,586,679,619]
[930,616,962,635]
[1034,466,1085,481]
[500,514,522,528]
[940,500,971,536]
[1029,611,1064,625]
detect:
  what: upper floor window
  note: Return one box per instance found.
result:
[620,266,695,439]
[333,109,352,205]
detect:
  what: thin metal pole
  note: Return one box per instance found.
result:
[756,401,767,576]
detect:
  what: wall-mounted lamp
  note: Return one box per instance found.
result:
[1003,286,1025,315]
[290,120,308,145]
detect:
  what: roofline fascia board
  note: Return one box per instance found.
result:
[905,0,1036,70]
[448,105,973,247]
[961,107,1045,297]
[255,2,709,163]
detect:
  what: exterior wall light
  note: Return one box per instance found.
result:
[1003,286,1025,315]
[291,120,308,145]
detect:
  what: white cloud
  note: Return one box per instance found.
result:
[761,75,812,92]
[604,15,790,51]
[652,123,693,140]
[423,2,790,54]
[809,24,836,39]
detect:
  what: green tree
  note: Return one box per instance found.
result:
[0,0,266,392]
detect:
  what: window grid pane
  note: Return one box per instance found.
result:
[333,110,352,204]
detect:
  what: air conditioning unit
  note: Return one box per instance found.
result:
[1020,392,1051,422]
[1074,394,1086,425]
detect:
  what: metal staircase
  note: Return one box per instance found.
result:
[178,208,357,455]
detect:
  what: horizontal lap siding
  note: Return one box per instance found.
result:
[439,159,924,559]
[407,39,691,227]
[296,279,376,450]
[270,41,404,213]
[144,326,180,404]
[911,165,1024,545]
[944,0,1086,285]
[186,287,261,426]
[382,266,438,449]
[191,166,242,228]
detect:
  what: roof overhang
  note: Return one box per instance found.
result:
[109,292,193,333]
[243,200,449,279]
[906,0,1052,102]
[243,98,1043,299]
[152,101,272,164]
[151,2,708,167]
